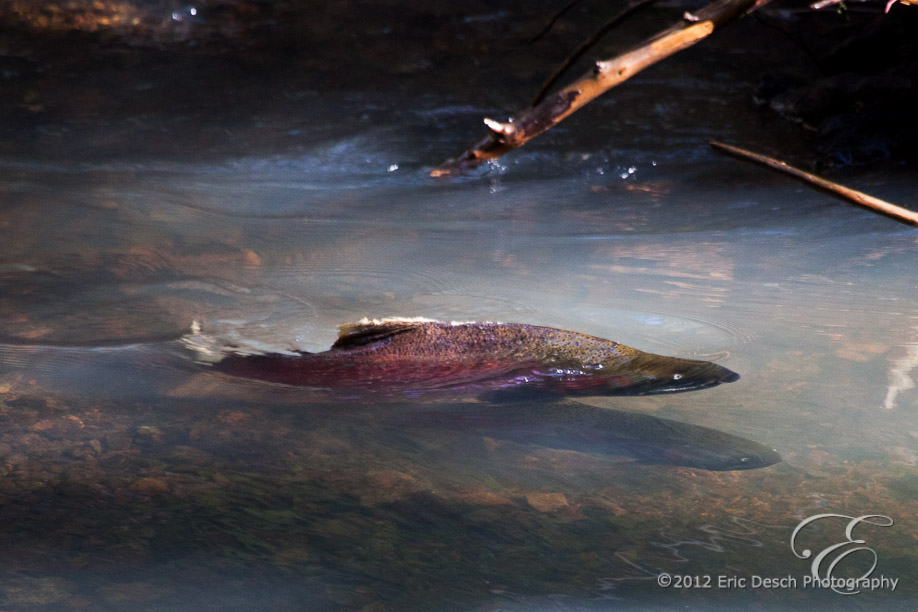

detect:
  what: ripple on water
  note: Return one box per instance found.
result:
[569,306,756,361]
[0,268,318,350]
[283,261,458,298]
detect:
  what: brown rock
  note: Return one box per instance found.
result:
[834,342,887,363]
[129,478,170,496]
[525,492,569,512]
[458,488,512,506]
[219,411,249,424]
[31,419,54,432]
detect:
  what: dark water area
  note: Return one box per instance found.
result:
[1,1,917,611]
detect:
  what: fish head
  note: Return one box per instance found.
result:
[602,354,740,395]
[658,442,782,471]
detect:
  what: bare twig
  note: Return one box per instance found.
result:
[528,0,587,44]
[533,0,659,106]
[811,0,917,12]
[432,0,772,177]
[710,141,918,226]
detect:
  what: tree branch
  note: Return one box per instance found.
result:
[528,0,587,44]
[432,0,772,177]
[532,0,659,107]
[711,141,918,226]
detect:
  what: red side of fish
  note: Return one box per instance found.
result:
[209,319,739,400]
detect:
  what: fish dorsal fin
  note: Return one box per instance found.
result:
[331,317,436,349]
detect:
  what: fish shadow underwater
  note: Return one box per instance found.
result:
[187,318,781,472]
[376,401,781,472]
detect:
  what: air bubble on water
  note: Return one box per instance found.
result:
[172,6,200,22]
[485,159,507,194]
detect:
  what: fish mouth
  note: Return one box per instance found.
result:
[599,355,741,396]
[659,441,782,471]
[647,362,740,394]
[704,447,783,471]
[615,366,740,395]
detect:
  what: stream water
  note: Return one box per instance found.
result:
[1,1,916,611]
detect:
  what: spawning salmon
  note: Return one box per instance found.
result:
[195,318,739,401]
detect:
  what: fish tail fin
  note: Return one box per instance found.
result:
[180,320,227,364]
[180,320,308,365]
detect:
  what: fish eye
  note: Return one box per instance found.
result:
[673,373,683,380]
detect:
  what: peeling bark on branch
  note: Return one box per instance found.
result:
[432,0,772,177]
